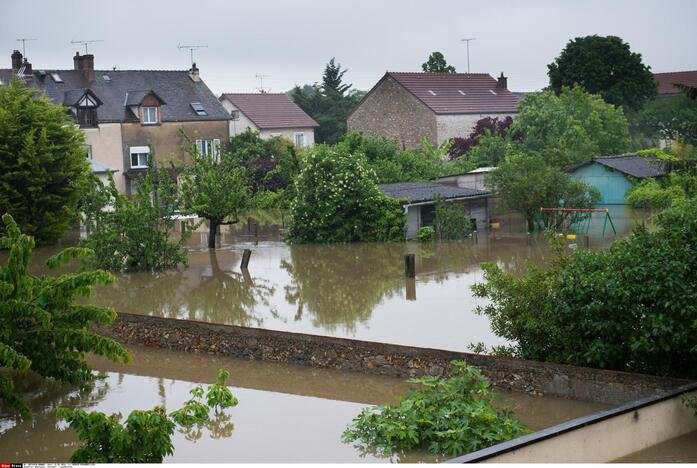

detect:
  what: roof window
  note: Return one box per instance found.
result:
[428,90,437,96]
[190,102,207,116]
[458,90,466,96]
[102,75,111,81]
[489,89,497,95]
[50,72,63,83]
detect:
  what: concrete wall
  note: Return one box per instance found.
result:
[405,205,420,238]
[435,112,515,146]
[347,76,437,149]
[569,163,634,205]
[96,312,691,405]
[83,123,126,193]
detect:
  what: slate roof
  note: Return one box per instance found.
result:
[219,93,318,129]
[379,182,489,204]
[0,68,229,123]
[654,71,697,95]
[380,72,521,114]
[569,155,668,179]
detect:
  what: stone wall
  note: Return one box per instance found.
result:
[97,313,692,405]
[435,112,516,146]
[347,76,437,149]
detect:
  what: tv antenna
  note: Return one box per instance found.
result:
[16,38,37,56]
[255,73,271,93]
[460,37,476,73]
[178,44,208,67]
[71,39,103,54]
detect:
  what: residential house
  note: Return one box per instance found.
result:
[347,72,520,149]
[653,70,697,97]
[379,182,490,238]
[218,93,318,148]
[1,50,230,194]
[568,155,668,205]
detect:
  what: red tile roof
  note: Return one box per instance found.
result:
[386,72,520,114]
[654,71,697,95]
[219,93,318,129]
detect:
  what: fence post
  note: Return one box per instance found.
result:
[405,254,416,278]
[240,249,252,269]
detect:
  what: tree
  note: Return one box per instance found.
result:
[512,87,631,167]
[286,144,405,243]
[81,164,189,272]
[448,116,514,159]
[0,213,130,418]
[0,79,90,244]
[637,95,697,147]
[547,35,657,111]
[421,51,456,73]
[179,141,250,249]
[485,153,600,230]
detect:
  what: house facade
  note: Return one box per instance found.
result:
[1,50,230,193]
[219,93,318,148]
[348,72,520,149]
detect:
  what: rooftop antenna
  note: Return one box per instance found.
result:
[177,44,208,67]
[460,37,476,73]
[255,73,271,93]
[70,39,104,54]
[16,38,37,56]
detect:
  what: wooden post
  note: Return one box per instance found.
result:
[254,222,259,238]
[406,278,416,301]
[404,254,415,278]
[473,230,478,244]
[240,249,252,269]
[583,235,590,249]
[247,217,253,233]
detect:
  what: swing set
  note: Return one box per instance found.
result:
[535,207,617,238]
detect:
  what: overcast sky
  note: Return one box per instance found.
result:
[1,0,696,95]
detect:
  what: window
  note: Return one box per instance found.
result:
[428,90,437,96]
[230,110,240,121]
[50,72,63,83]
[196,139,221,161]
[85,145,93,160]
[130,146,150,168]
[190,102,207,116]
[420,204,436,228]
[76,107,97,127]
[294,132,305,148]
[458,90,467,96]
[142,106,158,124]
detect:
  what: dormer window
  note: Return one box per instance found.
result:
[77,108,97,127]
[64,89,101,128]
[142,106,158,125]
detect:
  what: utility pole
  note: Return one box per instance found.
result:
[177,44,208,67]
[16,38,37,56]
[460,37,476,73]
[255,73,271,93]
[70,39,104,54]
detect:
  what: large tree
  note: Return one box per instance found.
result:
[637,95,697,147]
[547,35,657,111]
[0,79,90,244]
[421,51,456,73]
[512,87,631,167]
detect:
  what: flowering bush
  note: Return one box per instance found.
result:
[286,145,405,243]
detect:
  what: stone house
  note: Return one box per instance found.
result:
[348,72,520,149]
[379,182,490,238]
[218,93,318,148]
[1,50,230,194]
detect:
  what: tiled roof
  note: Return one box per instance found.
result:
[219,93,318,129]
[385,72,521,114]
[654,71,697,95]
[379,182,489,204]
[0,68,229,123]
[569,155,668,179]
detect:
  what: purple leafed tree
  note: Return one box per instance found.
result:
[448,116,513,159]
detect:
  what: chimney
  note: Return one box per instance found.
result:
[73,51,95,81]
[188,62,200,82]
[22,58,32,75]
[497,72,508,90]
[11,50,23,71]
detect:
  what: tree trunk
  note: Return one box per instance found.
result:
[208,219,219,249]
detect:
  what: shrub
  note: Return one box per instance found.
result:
[434,199,473,240]
[416,226,435,242]
[342,361,528,457]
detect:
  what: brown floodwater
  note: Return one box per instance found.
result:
[613,431,697,463]
[0,345,609,463]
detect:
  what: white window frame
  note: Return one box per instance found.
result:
[196,139,221,162]
[129,146,150,169]
[142,106,158,125]
[294,132,305,148]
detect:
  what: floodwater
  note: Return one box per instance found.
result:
[0,345,609,463]
[613,431,697,463]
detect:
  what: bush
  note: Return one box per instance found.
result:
[286,144,406,243]
[434,199,473,240]
[416,226,435,242]
[342,361,528,457]
[473,201,697,378]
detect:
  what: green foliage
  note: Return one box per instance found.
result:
[467,132,510,167]
[286,144,406,243]
[179,137,250,249]
[637,95,697,146]
[416,226,435,243]
[434,199,473,240]
[685,396,697,416]
[0,78,90,244]
[486,153,600,230]
[547,35,657,111]
[473,201,697,378]
[81,164,189,272]
[342,361,528,457]
[512,87,630,167]
[59,369,237,462]
[422,51,456,73]
[0,214,130,418]
[627,172,697,209]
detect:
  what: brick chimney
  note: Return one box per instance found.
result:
[11,50,23,71]
[497,72,508,90]
[73,51,95,81]
[22,58,32,75]
[188,62,200,82]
